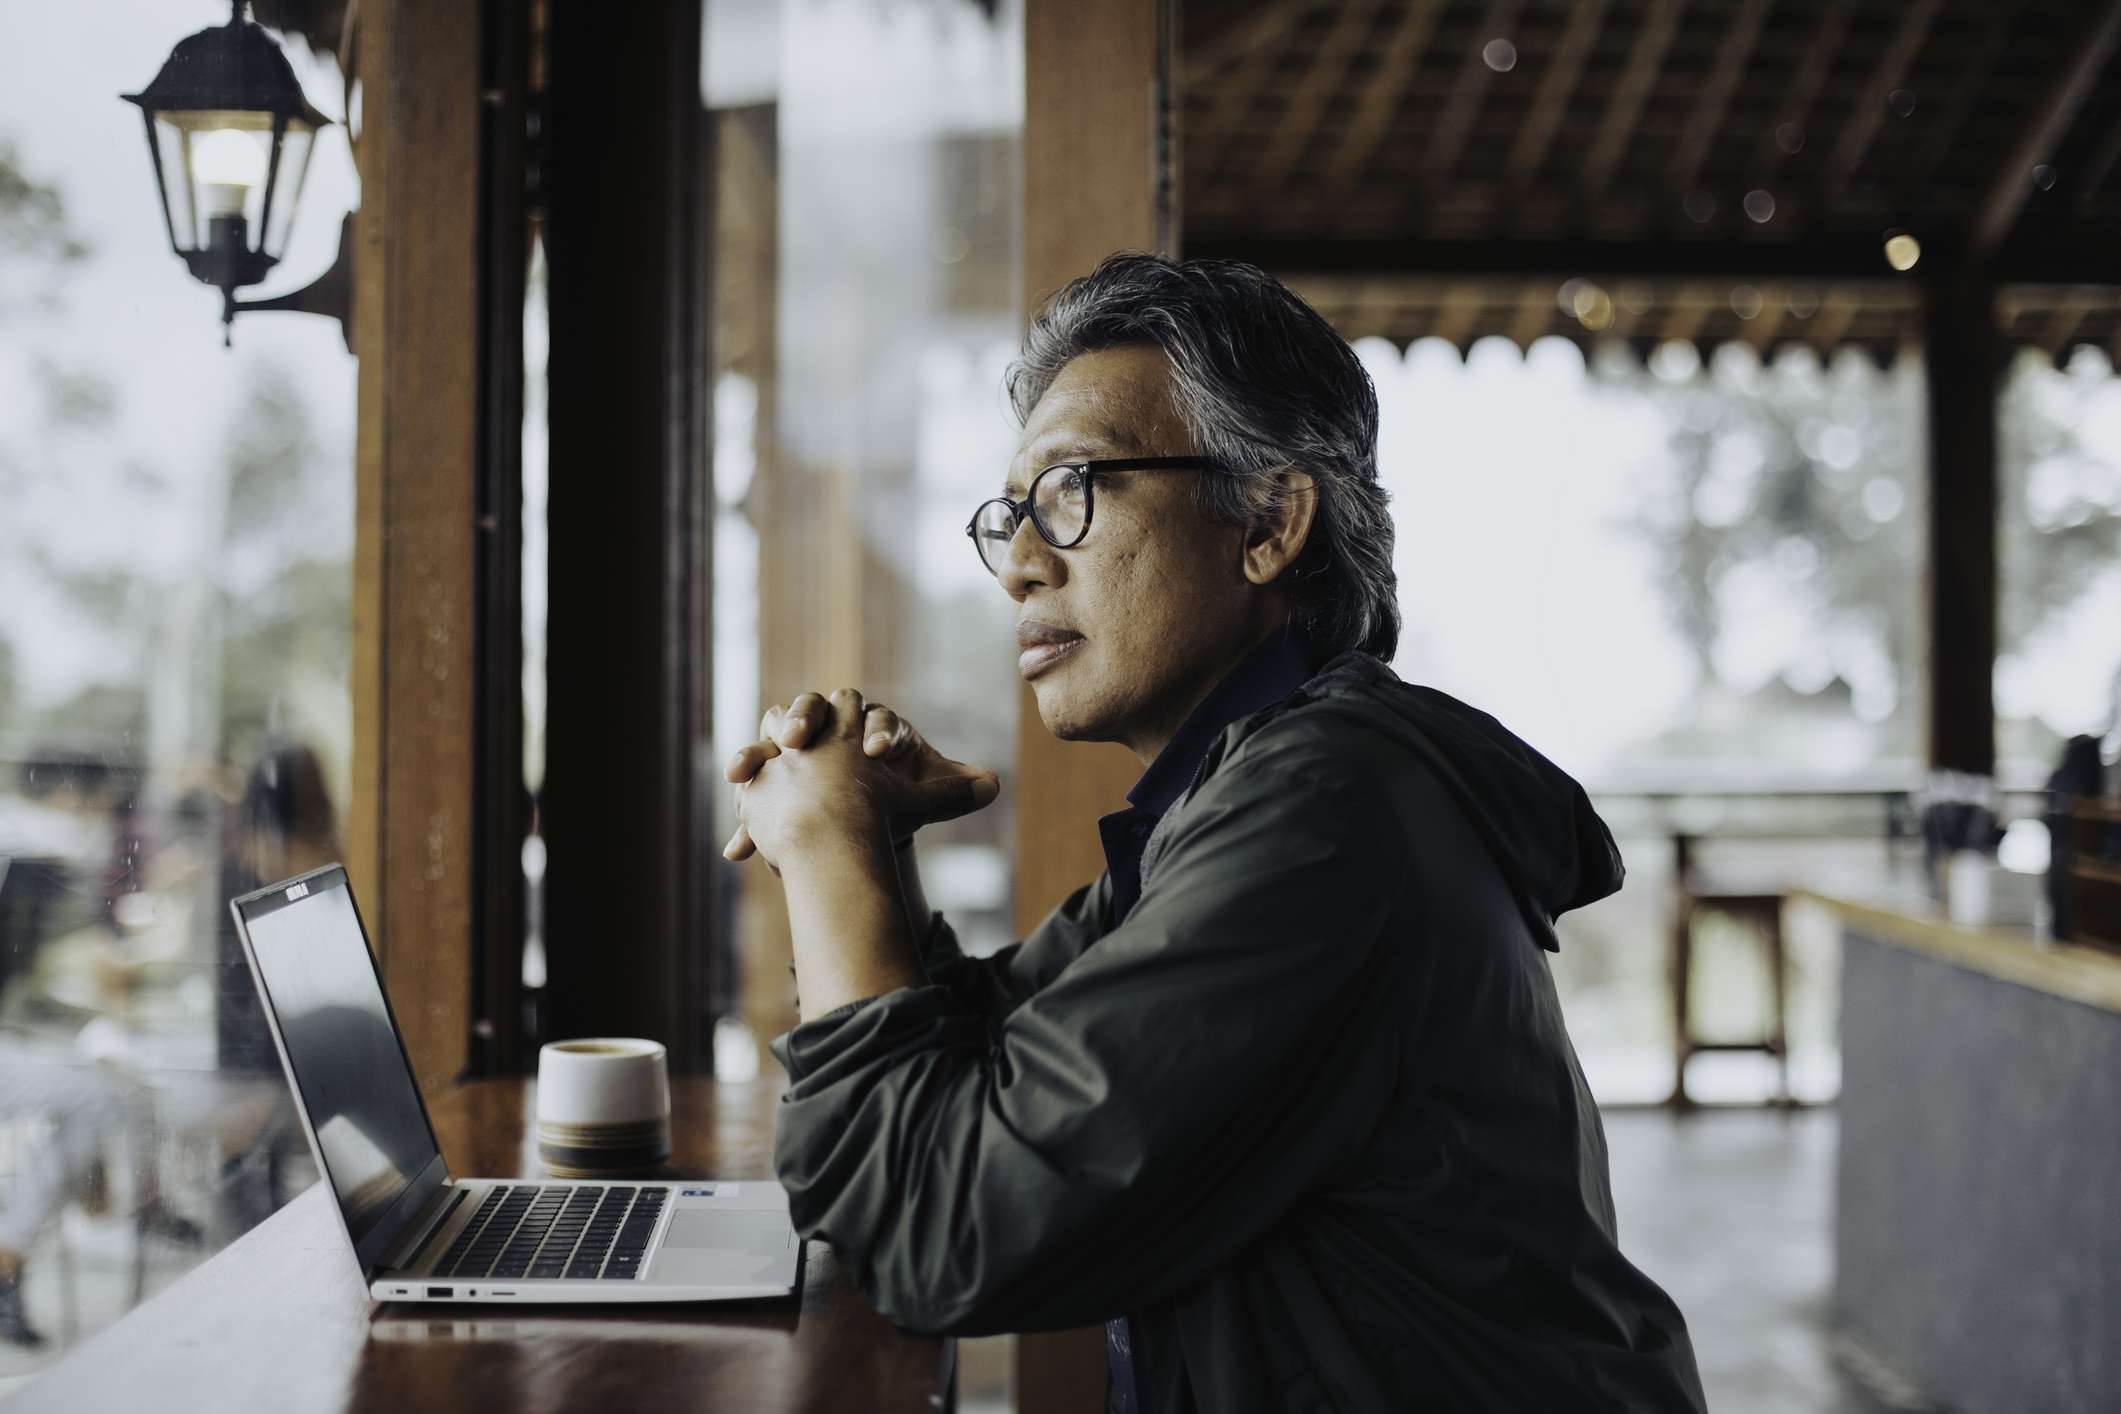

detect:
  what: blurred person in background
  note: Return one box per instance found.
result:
[723,255,1706,1412]
[209,741,341,1230]
[0,1047,150,1348]
[216,742,342,1071]
[0,756,160,1349]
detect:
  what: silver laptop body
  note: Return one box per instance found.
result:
[230,864,801,1304]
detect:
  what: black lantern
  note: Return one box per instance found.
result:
[122,0,336,345]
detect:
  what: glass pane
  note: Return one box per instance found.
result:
[1365,331,1929,1104]
[257,124,315,260]
[702,0,1023,1394]
[1997,343,2121,765]
[704,0,1025,1011]
[149,115,198,250]
[0,2,354,1374]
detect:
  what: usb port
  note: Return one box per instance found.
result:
[426,1286,454,1298]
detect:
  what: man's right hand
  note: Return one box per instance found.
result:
[721,691,1001,862]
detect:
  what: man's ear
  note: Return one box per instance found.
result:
[1242,469,1319,587]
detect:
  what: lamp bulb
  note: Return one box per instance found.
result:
[194,129,265,217]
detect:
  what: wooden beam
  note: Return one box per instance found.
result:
[2037,289,2100,356]
[1657,284,1712,344]
[1183,0,1293,204]
[350,0,482,1099]
[1507,278,1552,348]
[1181,0,1305,81]
[1423,0,1523,181]
[1183,230,2121,284]
[1609,280,1652,340]
[709,105,792,1080]
[1508,0,1605,183]
[1019,11,1176,1409]
[1255,1,1384,192]
[1810,286,1858,355]
[1668,0,1768,197]
[1826,0,1943,192]
[1909,1,2024,201]
[1744,288,1786,350]
[1749,1,1851,181]
[1970,0,2121,256]
[1433,281,1486,346]
[1329,0,1445,187]
[2073,106,2121,208]
[1582,0,1684,195]
[1184,232,1896,278]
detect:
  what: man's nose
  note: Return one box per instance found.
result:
[996,515,1058,599]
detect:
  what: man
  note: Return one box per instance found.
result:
[725,253,1707,1411]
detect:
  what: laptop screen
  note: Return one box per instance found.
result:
[238,873,442,1249]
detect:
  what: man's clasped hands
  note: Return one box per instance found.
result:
[721,688,1002,874]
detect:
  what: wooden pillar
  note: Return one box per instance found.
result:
[709,104,793,1077]
[1017,2,1177,1406]
[471,0,533,1079]
[540,0,715,1069]
[349,0,483,1098]
[1921,263,1998,777]
[1927,0,2121,778]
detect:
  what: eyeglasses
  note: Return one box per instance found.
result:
[964,457,1219,576]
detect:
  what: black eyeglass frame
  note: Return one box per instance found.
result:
[964,456,1220,572]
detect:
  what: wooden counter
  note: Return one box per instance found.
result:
[1792,885,2121,1013]
[6,1078,954,1414]
[1808,887,2121,1414]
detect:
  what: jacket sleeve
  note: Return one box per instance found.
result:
[766,722,1403,1335]
[914,870,1116,1024]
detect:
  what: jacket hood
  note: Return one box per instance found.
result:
[1295,651,1627,950]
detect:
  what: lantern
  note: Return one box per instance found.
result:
[122,0,334,344]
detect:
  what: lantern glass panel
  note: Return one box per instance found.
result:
[149,108,316,257]
[261,124,317,260]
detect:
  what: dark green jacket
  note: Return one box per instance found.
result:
[769,651,1708,1412]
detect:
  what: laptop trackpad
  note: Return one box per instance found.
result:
[649,1210,795,1286]
[665,1210,791,1251]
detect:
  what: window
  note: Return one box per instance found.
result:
[1369,332,1930,1103]
[0,4,354,1361]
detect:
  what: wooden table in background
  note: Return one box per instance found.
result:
[9,1078,954,1413]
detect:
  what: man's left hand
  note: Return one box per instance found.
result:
[726,687,998,872]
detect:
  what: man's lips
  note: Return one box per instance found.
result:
[1015,620,1082,648]
[1016,622,1085,680]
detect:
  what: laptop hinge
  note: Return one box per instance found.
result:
[378,1183,469,1275]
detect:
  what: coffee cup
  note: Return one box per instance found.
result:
[536,1037,670,1177]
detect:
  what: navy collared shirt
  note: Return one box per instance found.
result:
[1096,622,1323,926]
[1098,622,1323,1413]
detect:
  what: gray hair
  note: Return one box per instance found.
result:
[1005,252,1400,663]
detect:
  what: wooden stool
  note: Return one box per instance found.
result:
[1668,833,1792,1108]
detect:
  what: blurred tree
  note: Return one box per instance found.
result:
[207,364,351,772]
[0,133,349,784]
[1605,342,2121,773]
[1604,348,1925,770]
[0,138,89,314]
[0,137,107,757]
[1996,350,2121,646]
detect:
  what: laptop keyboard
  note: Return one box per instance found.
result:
[431,1184,668,1280]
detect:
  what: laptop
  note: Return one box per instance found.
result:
[229,863,802,1304]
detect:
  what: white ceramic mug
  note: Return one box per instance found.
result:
[535,1037,670,1175]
